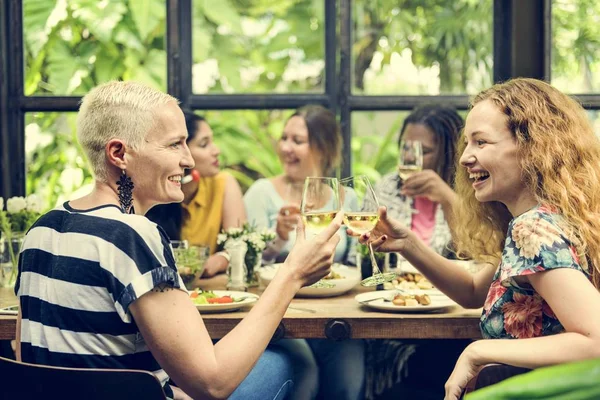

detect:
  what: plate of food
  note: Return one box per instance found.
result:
[355,290,456,313]
[259,263,361,298]
[383,271,441,295]
[190,289,259,313]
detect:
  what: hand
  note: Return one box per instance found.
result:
[201,254,229,278]
[347,206,413,253]
[276,205,301,241]
[444,343,484,400]
[401,170,456,205]
[283,212,343,287]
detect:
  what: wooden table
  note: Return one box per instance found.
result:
[0,276,482,341]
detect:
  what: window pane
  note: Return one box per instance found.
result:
[351,109,467,179]
[352,0,493,95]
[351,111,409,181]
[201,110,292,189]
[25,112,93,210]
[192,0,324,94]
[587,110,600,138]
[23,0,167,95]
[551,0,600,93]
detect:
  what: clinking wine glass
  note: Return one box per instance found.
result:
[340,175,396,287]
[300,177,340,288]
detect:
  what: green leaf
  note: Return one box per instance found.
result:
[198,0,242,35]
[95,45,126,84]
[23,0,66,58]
[128,0,164,41]
[70,0,127,43]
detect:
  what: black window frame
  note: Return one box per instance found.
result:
[3,0,600,199]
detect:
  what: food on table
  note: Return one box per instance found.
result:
[323,270,344,280]
[190,289,246,305]
[391,293,431,307]
[393,273,434,290]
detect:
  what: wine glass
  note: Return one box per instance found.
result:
[398,140,423,181]
[340,175,396,287]
[300,177,340,288]
[398,140,423,215]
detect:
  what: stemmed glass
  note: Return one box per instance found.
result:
[340,176,396,287]
[398,140,423,214]
[398,140,423,181]
[300,177,340,288]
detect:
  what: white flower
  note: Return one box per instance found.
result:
[227,227,243,237]
[217,233,227,245]
[6,197,26,214]
[0,197,3,211]
[26,194,43,213]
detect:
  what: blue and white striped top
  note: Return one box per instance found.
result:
[15,202,186,399]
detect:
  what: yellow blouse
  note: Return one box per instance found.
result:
[181,172,227,254]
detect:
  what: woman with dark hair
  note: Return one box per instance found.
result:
[361,105,466,400]
[146,110,246,277]
[368,104,463,256]
[244,105,365,400]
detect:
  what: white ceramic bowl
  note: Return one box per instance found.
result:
[258,263,361,298]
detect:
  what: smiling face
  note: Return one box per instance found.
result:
[187,120,220,178]
[459,100,536,215]
[278,115,323,181]
[126,101,194,212]
[401,123,439,171]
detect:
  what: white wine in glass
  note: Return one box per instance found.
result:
[300,177,340,288]
[340,176,396,287]
[343,212,379,235]
[303,211,338,232]
[398,140,423,181]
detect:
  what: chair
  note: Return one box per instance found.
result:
[461,363,531,397]
[0,356,167,400]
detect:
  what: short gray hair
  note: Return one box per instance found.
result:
[77,81,179,182]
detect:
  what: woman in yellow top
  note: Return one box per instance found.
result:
[147,111,246,277]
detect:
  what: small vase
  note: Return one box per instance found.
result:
[244,250,262,287]
[0,232,25,288]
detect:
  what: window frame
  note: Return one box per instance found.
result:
[3,0,600,199]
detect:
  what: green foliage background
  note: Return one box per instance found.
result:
[22,0,600,209]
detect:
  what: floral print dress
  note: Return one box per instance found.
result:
[480,204,591,339]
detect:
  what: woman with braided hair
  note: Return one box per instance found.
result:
[362,105,467,400]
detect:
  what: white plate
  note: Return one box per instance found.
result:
[355,290,456,313]
[259,264,361,298]
[192,290,259,313]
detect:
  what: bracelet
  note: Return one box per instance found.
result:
[215,251,231,263]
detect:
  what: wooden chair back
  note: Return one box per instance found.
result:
[0,356,167,400]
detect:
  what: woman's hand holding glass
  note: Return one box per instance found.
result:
[350,206,413,254]
[340,176,396,286]
[400,169,456,205]
[282,211,343,288]
[276,205,301,241]
[300,177,341,288]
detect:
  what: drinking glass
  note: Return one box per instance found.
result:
[398,140,423,215]
[340,175,396,287]
[398,140,423,181]
[300,177,340,288]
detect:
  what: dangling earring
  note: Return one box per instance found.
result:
[117,169,135,214]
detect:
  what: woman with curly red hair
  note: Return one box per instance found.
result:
[352,78,600,399]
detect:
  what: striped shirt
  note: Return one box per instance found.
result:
[15,202,186,399]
